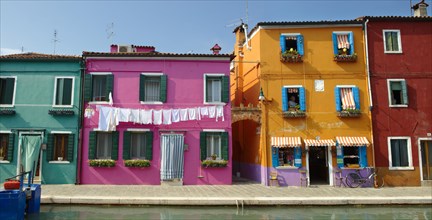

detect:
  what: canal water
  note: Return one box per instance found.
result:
[27,204,431,220]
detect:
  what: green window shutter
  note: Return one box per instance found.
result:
[200,132,207,161]
[67,134,75,162]
[111,131,119,160]
[46,133,54,161]
[139,75,146,102]
[145,131,153,160]
[159,75,167,102]
[84,74,92,102]
[401,80,408,105]
[204,75,209,102]
[88,131,96,159]
[105,74,114,101]
[123,131,131,160]
[221,132,229,161]
[221,76,229,103]
[7,133,15,162]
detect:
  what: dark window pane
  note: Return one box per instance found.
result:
[92,75,107,101]
[97,132,112,159]
[0,134,8,160]
[0,78,15,105]
[144,76,161,101]
[55,78,73,105]
[54,134,68,161]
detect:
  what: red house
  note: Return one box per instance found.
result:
[363,8,432,186]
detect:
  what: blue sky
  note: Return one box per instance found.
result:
[1,0,431,55]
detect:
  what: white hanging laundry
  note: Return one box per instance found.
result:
[172,109,180,123]
[208,106,216,118]
[196,107,201,120]
[140,109,153,125]
[153,109,163,125]
[180,108,189,121]
[216,105,224,122]
[98,106,110,131]
[119,108,131,122]
[188,108,197,120]
[163,109,172,125]
[200,106,209,117]
[109,108,119,130]
[108,92,113,106]
[130,109,140,124]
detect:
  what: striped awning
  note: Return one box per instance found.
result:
[340,88,356,110]
[337,34,350,49]
[304,139,336,147]
[336,136,370,147]
[271,137,302,148]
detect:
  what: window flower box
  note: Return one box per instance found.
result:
[0,109,16,115]
[281,49,303,63]
[337,109,361,118]
[283,110,306,118]
[48,109,75,116]
[124,159,151,168]
[201,159,228,168]
[89,159,116,167]
[334,54,357,62]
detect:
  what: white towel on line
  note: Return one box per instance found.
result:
[171,109,180,123]
[153,110,163,125]
[140,109,153,124]
[208,106,216,118]
[163,109,172,125]
[180,109,188,121]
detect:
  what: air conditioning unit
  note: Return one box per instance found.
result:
[118,45,134,53]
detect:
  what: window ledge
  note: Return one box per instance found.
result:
[337,111,361,118]
[0,105,14,108]
[276,166,298,170]
[88,101,110,105]
[140,101,163,105]
[384,51,403,54]
[48,109,75,116]
[203,102,226,106]
[0,160,11,164]
[283,111,306,118]
[389,105,408,108]
[389,167,414,171]
[49,161,71,164]
[0,108,16,115]
[52,105,73,108]
[333,54,357,62]
[281,55,303,63]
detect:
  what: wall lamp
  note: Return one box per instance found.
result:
[258,88,273,103]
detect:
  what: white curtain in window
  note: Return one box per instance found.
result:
[207,79,221,102]
[340,88,355,110]
[160,134,184,180]
[93,76,106,101]
[145,78,160,101]
[131,133,146,159]
[97,133,112,159]
[206,134,221,159]
[337,34,350,49]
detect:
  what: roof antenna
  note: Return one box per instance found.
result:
[21,46,24,53]
[52,29,60,54]
[106,22,115,44]
[410,0,413,16]
[243,0,252,51]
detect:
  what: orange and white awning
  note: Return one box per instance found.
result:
[271,137,302,148]
[336,136,370,147]
[304,139,336,147]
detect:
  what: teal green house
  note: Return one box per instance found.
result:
[0,53,82,184]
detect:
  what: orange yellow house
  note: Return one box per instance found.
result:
[231,20,374,187]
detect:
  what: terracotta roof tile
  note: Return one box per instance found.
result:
[357,15,432,21]
[82,51,234,60]
[110,44,155,49]
[0,52,81,60]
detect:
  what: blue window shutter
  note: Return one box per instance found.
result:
[282,87,288,112]
[336,145,344,168]
[359,146,367,168]
[271,147,279,168]
[299,87,306,111]
[280,35,286,52]
[7,133,15,162]
[334,87,341,112]
[349,32,355,55]
[352,87,360,110]
[401,80,408,105]
[332,33,339,55]
[297,34,304,56]
[294,147,302,168]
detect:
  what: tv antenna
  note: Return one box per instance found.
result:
[225,0,251,50]
[106,22,115,42]
[52,29,60,54]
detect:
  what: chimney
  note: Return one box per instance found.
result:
[412,0,429,16]
[210,44,222,55]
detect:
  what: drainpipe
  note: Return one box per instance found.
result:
[364,18,376,168]
[76,58,85,185]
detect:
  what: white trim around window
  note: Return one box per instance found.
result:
[52,76,75,108]
[281,33,301,36]
[89,72,112,75]
[387,136,414,170]
[336,85,356,88]
[283,85,303,88]
[203,129,226,132]
[387,79,408,108]
[203,73,225,105]
[50,131,73,134]
[418,137,432,181]
[383,29,402,54]
[0,76,17,107]
[88,72,112,105]
[141,72,163,76]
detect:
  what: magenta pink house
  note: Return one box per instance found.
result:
[80,45,233,185]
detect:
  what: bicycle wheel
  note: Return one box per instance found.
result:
[374,176,384,188]
[345,173,362,188]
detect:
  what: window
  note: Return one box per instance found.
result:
[271,147,302,168]
[334,86,360,111]
[84,73,113,102]
[200,131,228,161]
[383,30,402,53]
[0,133,14,161]
[88,131,119,160]
[53,77,74,107]
[204,74,229,103]
[332,32,355,55]
[282,86,306,112]
[343,147,359,166]
[336,146,367,168]
[280,34,304,55]
[387,79,408,106]
[123,131,153,160]
[139,74,167,103]
[388,137,413,170]
[47,133,74,162]
[0,76,16,106]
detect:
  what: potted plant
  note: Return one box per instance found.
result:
[281,48,303,63]
[89,159,116,167]
[124,159,151,168]
[211,154,217,160]
[201,159,228,168]
[338,108,361,117]
[334,49,357,62]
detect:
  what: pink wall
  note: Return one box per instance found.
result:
[81,56,232,185]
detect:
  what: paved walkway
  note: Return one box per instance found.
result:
[40,181,432,206]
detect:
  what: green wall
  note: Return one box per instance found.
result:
[0,60,82,184]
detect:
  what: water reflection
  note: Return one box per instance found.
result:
[28,205,431,220]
